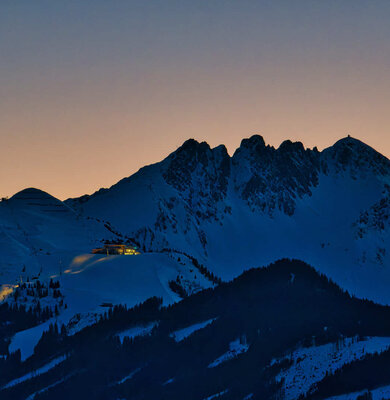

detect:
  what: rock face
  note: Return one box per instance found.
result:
[232,135,321,215]
[162,139,231,221]
[156,135,325,219]
[355,185,390,237]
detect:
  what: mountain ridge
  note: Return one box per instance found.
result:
[59,134,390,304]
[64,135,387,203]
[1,134,390,310]
[64,135,390,212]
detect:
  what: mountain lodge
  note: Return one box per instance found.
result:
[92,243,140,256]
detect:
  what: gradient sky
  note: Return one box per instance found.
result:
[1,1,390,200]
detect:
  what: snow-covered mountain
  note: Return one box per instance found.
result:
[65,135,390,303]
[1,134,389,341]
[1,136,390,399]
[0,186,214,357]
[0,187,109,282]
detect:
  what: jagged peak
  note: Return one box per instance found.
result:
[232,135,269,160]
[212,143,229,157]
[239,134,266,149]
[278,140,306,154]
[167,139,231,168]
[176,138,211,154]
[236,135,265,151]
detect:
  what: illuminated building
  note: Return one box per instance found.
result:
[92,243,140,256]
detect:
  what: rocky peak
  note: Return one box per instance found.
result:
[322,136,390,177]
[233,135,269,162]
[278,140,306,155]
[162,139,231,221]
[238,134,266,150]
[231,137,320,215]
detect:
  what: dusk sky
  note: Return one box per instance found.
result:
[1,0,390,200]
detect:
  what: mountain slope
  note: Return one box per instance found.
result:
[0,188,215,358]
[66,136,390,303]
[2,259,390,400]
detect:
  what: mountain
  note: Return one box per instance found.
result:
[1,135,390,399]
[2,259,390,400]
[0,188,214,360]
[65,135,390,303]
[1,136,390,351]
[0,187,109,281]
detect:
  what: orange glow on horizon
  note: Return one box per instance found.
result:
[1,2,390,200]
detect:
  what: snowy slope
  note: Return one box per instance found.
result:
[117,322,157,344]
[170,318,217,342]
[59,252,212,311]
[0,188,115,284]
[325,385,390,400]
[271,336,390,400]
[8,252,212,359]
[208,337,249,368]
[1,355,66,390]
[0,187,216,357]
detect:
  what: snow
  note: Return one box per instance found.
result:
[272,336,390,400]
[203,389,229,400]
[208,338,249,368]
[9,321,54,361]
[0,188,113,284]
[60,253,181,309]
[8,252,212,360]
[117,322,157,344]
[114,367,141,385]
[170,318,217,342]
[25,373,76,400]
[325,384,390,400]
[2,355,66,389]
[204,172,390,303]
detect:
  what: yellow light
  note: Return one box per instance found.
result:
[71,254,94,267]
[0,284,16,301]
